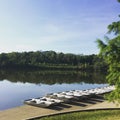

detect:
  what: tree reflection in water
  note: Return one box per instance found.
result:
[0,69,106,85]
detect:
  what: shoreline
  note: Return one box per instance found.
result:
[0,99,120,120]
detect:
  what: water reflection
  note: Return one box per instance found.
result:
[0,69,107,110]
[0,69,106,84]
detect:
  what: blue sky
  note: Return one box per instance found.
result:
[0,0,119,55]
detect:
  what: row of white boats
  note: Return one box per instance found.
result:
[24,85,115,108]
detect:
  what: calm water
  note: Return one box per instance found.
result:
[0,69,107,110]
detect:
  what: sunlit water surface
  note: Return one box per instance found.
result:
[0,70,107,110]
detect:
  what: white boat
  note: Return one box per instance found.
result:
[45,93,68,102]
[24,98,56,108]
[41,97,63,103]
[53,93,74,99]
[24,85,115,108]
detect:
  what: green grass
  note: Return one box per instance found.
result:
[34,110,120,120]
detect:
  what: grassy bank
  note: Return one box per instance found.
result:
[34,110,120,120]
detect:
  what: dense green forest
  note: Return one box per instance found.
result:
[0,51,107,71]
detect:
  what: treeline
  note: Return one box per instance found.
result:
[0,51,107,71]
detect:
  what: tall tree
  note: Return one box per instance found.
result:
[97,1,120,102]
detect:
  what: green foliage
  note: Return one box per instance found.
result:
[118,0,120,3]
[108,21,120,35]
[97,6,120,102]
[0,51,105,71]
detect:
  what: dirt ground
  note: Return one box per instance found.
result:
[0,97,120,120]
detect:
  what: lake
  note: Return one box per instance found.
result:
[0,69,107,110]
